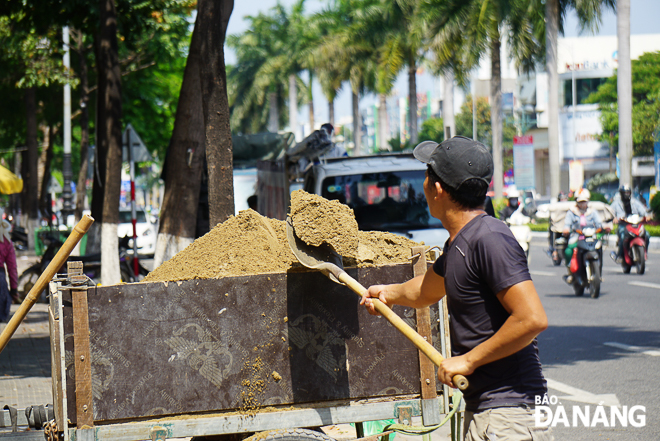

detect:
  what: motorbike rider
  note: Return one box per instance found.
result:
[498,189,520,221]
[548,191,569,261]
[610,185,650,263]
[562,189,602,282]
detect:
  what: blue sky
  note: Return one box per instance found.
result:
[224,0,660,129]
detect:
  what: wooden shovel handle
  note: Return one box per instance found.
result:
[335,270,469,391]
[0,215,94,354]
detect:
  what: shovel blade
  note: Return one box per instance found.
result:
[286,217,343,271]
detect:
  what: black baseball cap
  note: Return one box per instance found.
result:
[413,136,493,189]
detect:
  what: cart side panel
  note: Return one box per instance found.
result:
[63,264,437,424]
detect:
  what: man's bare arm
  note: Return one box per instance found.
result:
[437,280,548,387]
[361,269,446,315]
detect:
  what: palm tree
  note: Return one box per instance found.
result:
[542,0,615,197]
[617,0,632,187]
[227,1,314,137]
[312,0,380,154]
[371,0,425,146]
[423,0,516,198]
[227,13,290,134]
[419,1,473,141]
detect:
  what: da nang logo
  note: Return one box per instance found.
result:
[534,395,646,428]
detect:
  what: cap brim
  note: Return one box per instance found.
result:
[413,141,439,163]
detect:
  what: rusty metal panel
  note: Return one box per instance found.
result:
[62,264,441,423]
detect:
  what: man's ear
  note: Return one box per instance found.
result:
[434,181,443,198]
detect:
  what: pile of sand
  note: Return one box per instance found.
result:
[144,204,425,284]
[289,190,359,258]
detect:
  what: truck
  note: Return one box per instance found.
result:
[256,128,450,249]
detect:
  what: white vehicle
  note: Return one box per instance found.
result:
[505,208,532,260]
[257,153,450,252]
[118,209,157,256]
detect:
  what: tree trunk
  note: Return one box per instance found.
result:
[443,70,455,140]
[37,124,49,203]
[153,12,206,269]
[97,0,123,285]
[408,56,418,145]
[75,30,90,224]
[198,0,234,228]
[618,0,632,187]
[289,74,298,139]
[39,125,55,225]
[22,87,39,250]
[546,0,560,198]
[378,93,389,151]
[491,36,503,199]
[352,90,361,155]
[308,69,314,131]
[328,98,334,128]
[268,91,279,133]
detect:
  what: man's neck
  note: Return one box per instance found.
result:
[443,207,485,242]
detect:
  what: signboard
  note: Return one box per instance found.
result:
[122,124,151,163]
[569,160,584,192]
[513,135,535,190]
[559,109,609,160]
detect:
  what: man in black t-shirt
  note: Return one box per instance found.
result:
[361,136,551,441]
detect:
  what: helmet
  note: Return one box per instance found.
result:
[619,184,632,201]
[576,189,590,202]
[507,188,520,198]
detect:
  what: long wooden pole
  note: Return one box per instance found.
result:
[0,214,94,353]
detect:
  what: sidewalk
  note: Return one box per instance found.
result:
[0,303,53,409]
[1,250,52,410]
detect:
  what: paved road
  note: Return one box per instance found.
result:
[528,237,660,440]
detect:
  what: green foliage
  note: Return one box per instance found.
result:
[650,191,660,221]
[418,117,444,143]
[585,51,660,157]
[492,197,508,220]
[455,95,516,173]
[388,135,411,152]
[529,222,549,232]
[589,191,608,203]
[646,225,660,237]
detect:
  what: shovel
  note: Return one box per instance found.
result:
[286,217,468,391]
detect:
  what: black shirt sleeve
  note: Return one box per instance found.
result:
[475,231,531,294]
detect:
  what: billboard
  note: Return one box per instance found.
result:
[513,135,535,190]
[559,108,609,160]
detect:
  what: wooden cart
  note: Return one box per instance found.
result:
[4,249,461,441]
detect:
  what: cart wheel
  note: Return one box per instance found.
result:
[17,269,46,303]
[247,429,336,441]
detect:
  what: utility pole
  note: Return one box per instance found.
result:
[62,26,73,223]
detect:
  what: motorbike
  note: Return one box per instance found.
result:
[548,232,566,266]
[564,227,603,298]
[505,209,532,261]
[617,214,647,275]
[16,235,149,303]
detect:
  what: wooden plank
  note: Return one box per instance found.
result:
[72,288,94,428]
[49,303,63,427]
[62,264,442,423]
[48,282,65,428]
[411,246,437,401]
